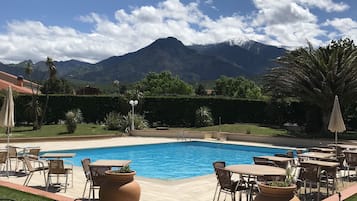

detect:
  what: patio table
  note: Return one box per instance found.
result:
[225,164,286,200]
[309,147,335,153]
[90,160,131,168]
[298,152,335,160]
[254,156,294,168]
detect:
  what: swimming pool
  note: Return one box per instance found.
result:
[45,141,289,180]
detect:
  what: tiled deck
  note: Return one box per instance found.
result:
[0,136,356,201]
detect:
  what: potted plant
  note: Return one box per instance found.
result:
[99,165,141,201]
[257,164,298,199]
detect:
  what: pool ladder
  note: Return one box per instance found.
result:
[177,130,190,141]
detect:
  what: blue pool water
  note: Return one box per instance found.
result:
[44,141,289,180]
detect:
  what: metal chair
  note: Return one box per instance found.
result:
[214,167,248,201]
[81,158,92,199]
[212,161,226,201]
[0,151,7,173]
[344,152,357,181]
[23,156,48,186]
[7,146,20,171]
[88,165,111,200]
[300,163,322,201]
[46,159,72,192]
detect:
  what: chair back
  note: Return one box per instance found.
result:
[28,148,41,159]
[0,151,7,164]
[253,157,278,167]
[345,152,357,166]
[215,167,233,190]
[300,163,321,182]
[48,160,66,174]
[213,161,226,171]
[22,157,35,172]
[8,146,17,158]
[81,158,91,180]
[286,150,294,158]
[89,166,111,186]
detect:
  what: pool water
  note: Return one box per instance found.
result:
[45,141,289,180]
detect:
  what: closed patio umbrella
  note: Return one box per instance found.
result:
[328,95,346,145]
[0,86,15,176]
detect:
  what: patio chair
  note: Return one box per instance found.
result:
[7,146,20,171]
[214,167,248,201]
[88,165,111,200]
[46,159,72,192]
[23,156,48,186]
[344,152,357,181]
[81,158,91,199]
[0,151,7,172]
[212,161,226,201]
[300,163,322,201]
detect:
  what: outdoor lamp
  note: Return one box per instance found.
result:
[129,100,138,130]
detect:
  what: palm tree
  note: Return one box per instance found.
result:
[264,38,357,134]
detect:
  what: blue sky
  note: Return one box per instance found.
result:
[0,0,356,64]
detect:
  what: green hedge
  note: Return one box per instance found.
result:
[7,95,326,128]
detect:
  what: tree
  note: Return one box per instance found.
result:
[135,71,194,96]
[41,78,73,94]
[214,76,262,99]
[195,84,207,96]
[25,62,42,130]
[264,38,357,133]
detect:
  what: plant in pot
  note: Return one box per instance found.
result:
[257,163,298,199]
[99,165,141,201]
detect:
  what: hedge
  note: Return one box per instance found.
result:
[6,95,314,128]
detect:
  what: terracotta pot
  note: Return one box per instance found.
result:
[257,182,297,198]
[99,170,141,201]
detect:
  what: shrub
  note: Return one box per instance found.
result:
[104,112,121,130]
[194,106,214,127]
[130,113,149,130]
[64,109,83,133]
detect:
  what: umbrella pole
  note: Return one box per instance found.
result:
[6,128,10,177]
[335,131,338,157]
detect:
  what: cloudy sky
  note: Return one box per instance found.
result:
[0,0,356,64]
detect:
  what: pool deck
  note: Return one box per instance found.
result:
[0,136,356,201]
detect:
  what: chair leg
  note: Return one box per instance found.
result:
[45,175,50,191]
[64,174,68,193]
[82,180,89,199]
[217,188,221,201]
[213,183,219,201]
[23,172,33,186]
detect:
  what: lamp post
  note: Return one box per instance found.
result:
[129,100,138,130]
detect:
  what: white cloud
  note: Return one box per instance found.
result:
[253,0,317,26]
[0,0,353,64]
[298,0,349,12]
[324,18,357,41]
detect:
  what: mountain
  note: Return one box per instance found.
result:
[0,37,287,84]
[74,37,245,83]
[189,40,286,75]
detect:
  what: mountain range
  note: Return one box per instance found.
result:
[0,37,287,84]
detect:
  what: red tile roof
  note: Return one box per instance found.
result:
[0,71,40,94]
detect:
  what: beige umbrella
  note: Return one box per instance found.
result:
[328,95,346,145]
[0,86,15,176]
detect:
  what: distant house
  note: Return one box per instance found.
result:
[76,85,101,95]
[0,71,41,94]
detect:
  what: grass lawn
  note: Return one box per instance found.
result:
[0,186,53,201]
[0,123,122,138]
[1,122,356,140]
[190,123,289,136]
[345,194,357,201]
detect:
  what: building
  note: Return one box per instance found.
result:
[0,71,41,94]
[76,85,101,95]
